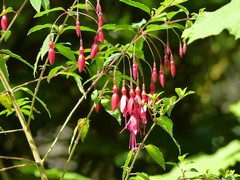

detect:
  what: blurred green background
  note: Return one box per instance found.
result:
[0,0,239,179]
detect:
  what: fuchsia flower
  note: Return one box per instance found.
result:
[159,69,165,88]
[90,35,99,60]
[111,85,119,112]
[164,54,169,70]
[152,65,157,83]
[132,63,138,80]
[127,88,136,115]
[127,115,138,149]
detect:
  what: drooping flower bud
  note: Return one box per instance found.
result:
[98,27,104,43]
[111,85,119,112]
[179,43,183,58]
[76,20,81,37]
[170,59,176,77]
[164,54,169,70]
[183,42,187,54]
[48,41,55,65]
[159,69,165,87]
[132,63,138,80]
[152,65,157,83]
[1,14,8,31]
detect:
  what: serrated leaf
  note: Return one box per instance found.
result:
[55,43,75,61]
[34,7,64,18]
[145,144,165,170]
[182,0,240,43]
[77,118,90,142]
[122,150,133,180]
[156,116,181,154]
[27,24,53,35]
[0,94,12,110]
[120,0,150,14]
[101,98,122,125]
[41,0,50,10]
[30,0,41,12]
[0,49,33,69]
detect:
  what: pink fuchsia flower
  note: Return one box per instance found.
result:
[132,63,138,80]
[111,85,119,112]
[127,88,136,115]
[127,115,138,149]
[164,54,169,70]
[159,69,165,88]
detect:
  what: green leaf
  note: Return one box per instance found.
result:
[145,23,185,33]
[55,43,75,61]
[73,3,93,11]
[167,10,184,20]
[1,30,11,41]
[145,144,165,170]
[77,118,90,143]
[34,7,64,18]
[0,7,14,16]
[229,101,240,117]
[182,0,240,43]
[30,0,41,12]
[40,34,50,60]
[131,19,147,29]
[41,0,50,10]
[0,53,10,82]
[0,94,12,110]
[102,24,134,32]
[122,150,133,180]
[19,87,51,118]
[120,0,150,14]
[47,66,63,82]
[0,49,33,69]
[74,76,85,95]
[101,98,122,125]
[27,24,53,35]
[136,172,150,180]
[63,25,96,33]
[175,87,194,99]
[156,116,181,154]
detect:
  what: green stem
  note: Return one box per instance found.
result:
[0,0,28,43]
[27,0,79,126]
[0,69,48,180]
[124,122,157,180]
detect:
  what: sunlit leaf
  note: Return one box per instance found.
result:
[145,23,185,33]
[0,7,14,16]
[74,77,85,95]
[182,0,240,43]
[77,118,90,143]
[131,19,146,29]
[120,0,150,14]
[47,66,63,82]
[102,24,134,32]
[0,94,12,111]
[122,150,133,180]
[30,0,41,12]
[40,34,50,60]
[145,144,165,170]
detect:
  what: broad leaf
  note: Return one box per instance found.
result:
[28,24,54,35]
[156,116,181,154]
[182,0,240,44]
[41,0,50,10]
[55,43,75,61]
[145,144,165,170]
[0,49,33,69]
[120,0,150,14]
[30,0,41,12]
[122,150,133,180]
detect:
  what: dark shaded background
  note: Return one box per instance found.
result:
[0,0,239,179]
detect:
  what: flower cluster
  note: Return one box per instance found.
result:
[111,43,187,150]
[48,0,104,70]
